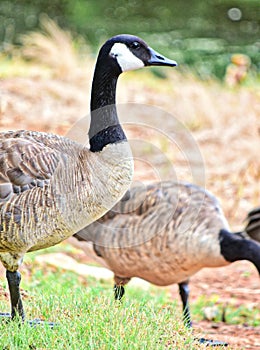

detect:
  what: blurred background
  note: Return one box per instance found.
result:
[0,0,259,79]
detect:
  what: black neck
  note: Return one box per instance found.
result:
[220,229,260,274]
[89,59,126,152]
[89,124,126,152]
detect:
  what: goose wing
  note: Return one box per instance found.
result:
[74,181,227,246]
[74,183,173,245]
[0,130,75,201]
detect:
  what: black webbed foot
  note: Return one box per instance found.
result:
[196,337,228,347]
[0,313,55,328]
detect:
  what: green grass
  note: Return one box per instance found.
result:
[1,262,257,349]
[192,294,260,327]
[1,243,258,349]
[0,268,200,350]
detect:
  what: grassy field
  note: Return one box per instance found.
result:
[0,257,196,350]
[0,248,259,349]
[0,242,259,349]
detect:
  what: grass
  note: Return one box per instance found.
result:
[192,295,260,327]
[0,261,257,349]
[0,245,258,349]
[20,16,89,81]
[0,268,200,350]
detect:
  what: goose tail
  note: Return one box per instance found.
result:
[244,207,260,242]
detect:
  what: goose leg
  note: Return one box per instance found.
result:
[178,280,228,346]
[113,276,130,301]
[6,270,25,321]
[1,271,55,328]
[113,284,125,301]
[178,280,192,328]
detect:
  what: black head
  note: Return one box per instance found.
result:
[98,34,177,73]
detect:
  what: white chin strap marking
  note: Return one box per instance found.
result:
[110,43,145,72]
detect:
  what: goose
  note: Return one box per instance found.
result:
[245,207,260,242]
[73,180,260,331]
[0,35,177,322]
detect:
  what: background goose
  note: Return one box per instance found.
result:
[0,35,177,322]
[245,207,260,242]
[72,180,260,329]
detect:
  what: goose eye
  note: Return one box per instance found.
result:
[130,41,141,50]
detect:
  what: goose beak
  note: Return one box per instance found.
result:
[147,47,177,67]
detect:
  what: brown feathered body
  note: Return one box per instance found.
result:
[74,181,230,286]
[0,130,133,271]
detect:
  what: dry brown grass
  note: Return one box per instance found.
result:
[0,22,259,231]
[20,16,91,80]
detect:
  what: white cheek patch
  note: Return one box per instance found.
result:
[110,43,145,72]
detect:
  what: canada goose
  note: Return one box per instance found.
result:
[245,207,260,242]
[0,35,177,322]
[73,181,260,330]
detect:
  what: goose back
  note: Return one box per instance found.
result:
[75,181,230,285]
